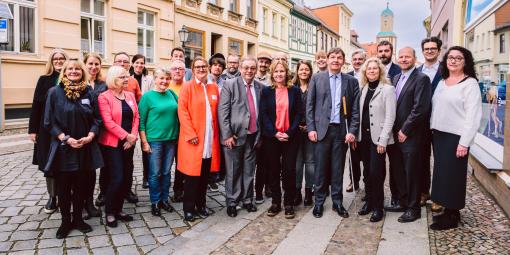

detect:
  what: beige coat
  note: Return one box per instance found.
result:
[358,83,396,147]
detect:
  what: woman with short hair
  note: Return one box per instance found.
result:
[98,66,140,228]
[430,46,482,230]
[43,59,103,238]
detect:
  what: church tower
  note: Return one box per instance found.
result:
[376,2,397,59]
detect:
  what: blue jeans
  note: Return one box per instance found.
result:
[148,140,177,205]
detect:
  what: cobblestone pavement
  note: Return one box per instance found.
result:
[429,175,510,255]
[0,149,226,255]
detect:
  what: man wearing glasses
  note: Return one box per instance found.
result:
[417,37,443,212]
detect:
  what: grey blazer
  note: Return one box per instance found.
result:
[306,71,360,141]
[358,82,396,147]
[218,76,262,146]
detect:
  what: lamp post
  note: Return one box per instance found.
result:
[178,26,189,49]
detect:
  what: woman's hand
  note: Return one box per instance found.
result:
[29,133,37,143]
[456,145,468,158]
[67,138,83,149]
[123,141,133,150]
[142,142,151,153]
[188,137,199,145]
[377,145,386,154]
[126,134,137,144]
[275,132,289,142]
[77,136,92,145]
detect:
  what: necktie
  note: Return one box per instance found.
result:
[246,84,257,133]
[396,75,405,99]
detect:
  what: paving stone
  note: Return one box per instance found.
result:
[8,215,29,224]
[0,223,18,232]
[9,230,40,241]
[40,228,58,239]
[168,219,187,228]
[111,233,135,246]
[38,238,63,249]
[131,227,151,237]
[127,220,146,228]
[117,245,140,255]
[86,226,107,236]
[0,207,23,216]
[0,241,12,252]
[17,221,40,231]
[11,240,37,251]
[38,247,63,255]
[66,248,89,255]
[107,223,128,234]
[65,236,86,248]
[92,246,115,255]
[40,219,61,229]
[134,235,157,246]
[140,244,159,254]
[88,235,110,248]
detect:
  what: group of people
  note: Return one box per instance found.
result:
[28,37,481,239]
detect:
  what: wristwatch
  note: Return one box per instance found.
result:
[61,135,70,146]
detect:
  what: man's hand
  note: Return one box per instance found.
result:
[377,145,386,154]
[142,142,151,153]
[345,133,356,143]
[188,137,198,145]
[398,130,407,143]
[456,145,468,158]
[308,131,317,142]
[224,137,236,149]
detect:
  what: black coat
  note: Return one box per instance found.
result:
[91,80,108,130]
[43,84,103,174]
[29,71,59,169]
[259,86,302,138]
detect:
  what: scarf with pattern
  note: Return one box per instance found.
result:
[61,77,87,100]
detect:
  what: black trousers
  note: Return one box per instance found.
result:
[102,144,135,215]
[255,146,271,195]
[387,137,422,211]
[56,171,87,222]
[420,129,432,196]
[85,169,96,201]
[360,137,387,210]
[349,145,363,189]
[173,143,185,194]
[183,158,211,213]
[314,124,347,206]
[265,137,298,206]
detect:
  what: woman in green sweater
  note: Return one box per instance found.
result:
[139,67,179,216]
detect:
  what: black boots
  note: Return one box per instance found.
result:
[303,188,313,206]
[430,209,460,230]
[84,197,101,219]
[294,189,303,206]
[56,218,72,239]
[44,196,57,214]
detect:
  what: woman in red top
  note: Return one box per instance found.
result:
[98,66,140,227]
[259,60,302,219]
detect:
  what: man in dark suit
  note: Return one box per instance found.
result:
[218,56,262,217]
[307,47,360,218]
[417,37,443,210]
[377,40,401,82]
[385,47,431,223]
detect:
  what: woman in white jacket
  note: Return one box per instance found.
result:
[356,57,396,223]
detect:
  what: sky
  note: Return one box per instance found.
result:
[306,0,431,62]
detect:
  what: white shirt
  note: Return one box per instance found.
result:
[431,77,482,147]
[353,70,361,80]
[421,61,440,83]
[243,79,258,134]
[395,67,415,98]
[196,78,213,159]
[385,63,392,78]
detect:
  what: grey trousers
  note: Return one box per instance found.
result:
[46,177,57,197]
[224,134,257,207]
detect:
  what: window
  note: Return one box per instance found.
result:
[228,38,243,56]
[500,34,505,53]
[184,28,204,61]
[81,0,105,57]
[246,0,254,19]
[137,10,155,63]
[481,33,485,51]
[272,13,277,37]
[0,1,36,53]
[209,0,219,5]
[281,16,286,40]
[262,8,268,34]
[229,0,238,13]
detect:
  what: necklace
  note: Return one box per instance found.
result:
[368,87,376,91]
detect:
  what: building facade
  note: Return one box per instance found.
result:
[257,0,292,55]
[430,0,468,51]
[288,4,318,71]
[0,0,175,124]
[174,0,258,63]
[376,3,397,60]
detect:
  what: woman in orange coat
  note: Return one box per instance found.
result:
[177,56,220,222]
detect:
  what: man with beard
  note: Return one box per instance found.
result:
[255,52,272,86]
[377,41,401,82]
[417,37,443,212]
[221,54,241,80]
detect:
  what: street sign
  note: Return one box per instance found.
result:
[0,19,7,44]
[0,3,13,19]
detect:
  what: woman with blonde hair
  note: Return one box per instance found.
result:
[260,60,302,219]
[356,57,396,223]
[43,59,103,238]
[29,48,69,214]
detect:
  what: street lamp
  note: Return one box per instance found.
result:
[178,26,189,49]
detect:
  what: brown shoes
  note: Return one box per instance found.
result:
[431,202,443,212]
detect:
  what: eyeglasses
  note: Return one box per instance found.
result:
[194,65,208,70]
[114,60,130,64]
[242,67,257,71]
[424,47,438,52]
[117,75,130,80]
[52,57,66,61]
[352,58,365,62]
[447,56,464,62]
[170,67,185,71]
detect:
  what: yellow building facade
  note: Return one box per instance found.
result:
[257,0,292,55]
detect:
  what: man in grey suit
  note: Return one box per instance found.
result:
[307,47,360,218]
[218,56,262,217]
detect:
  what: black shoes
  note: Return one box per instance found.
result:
[73,220,92,233]
[95,193,105,207]
[430,209,460,231]
[267,204,281,217]
[370,209,384,222]
[294,189,303,206]
[358,203,372,216]
[116,213,133,222]
[332,204,349,218]
[142,179,149,189]
[171,191,184,203]
[44,197,57,214]
[243,203,258,212]
[126,190,139,204]
[84,198,101,219]
[313,204,324,218]
[158,201,174,212]
[284,206,295,219]
[184,212,195,222]
[208,182,219,192]
[303,188,313,206]
[197,207,214,218]
[56,220,72,239]
[384,201,406,212]
[105,215,118,228]
[151,204,161,216]
[398,209,421,223]
[227,206,237,217]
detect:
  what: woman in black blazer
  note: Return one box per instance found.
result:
[28,48,68,215]
[259,60,302,219]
